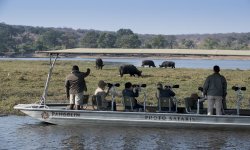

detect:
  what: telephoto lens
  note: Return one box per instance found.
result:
[172,85,179,88]
[232,86,246,91]
[107,83,120,87]
[114,83,120,87]
[198,87,203,92]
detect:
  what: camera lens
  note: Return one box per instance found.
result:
[114,83,120,87]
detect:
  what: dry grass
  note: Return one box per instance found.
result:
[1,60,250,114]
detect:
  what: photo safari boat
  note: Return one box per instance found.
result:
[14,48,250,129]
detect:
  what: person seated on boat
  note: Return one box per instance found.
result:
[156,83,176,111]
[94,80,116,111]
[184,93,204,112]
[65,65,90,110]
[122,82,143,110]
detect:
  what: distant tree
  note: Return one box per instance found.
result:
[115,34,141,48]
[17,32,35,53]
[116,29,134,38]
[0,24,17,53]
[35,38,47,51]
[202,37,219,49]
[144,43,152,48]
[80,31,100,48]
[115,29,141,48]
[181,39,195,49]
[151,35,167,48]
[61,32,78,49]
[165,35,177,49]
[40,30,63,49]
[97,33,117,48]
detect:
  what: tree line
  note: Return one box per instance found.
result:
[0,23,249,56]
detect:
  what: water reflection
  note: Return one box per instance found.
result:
[1,116,250,149]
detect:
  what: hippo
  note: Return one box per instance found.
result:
[95,58,104,70]
[159,61,175,68]
[141,60,156,67]
[119,65,142,77]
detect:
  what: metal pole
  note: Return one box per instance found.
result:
[143,91,146,112]
[41,54,58,107]
[110,85,117,111]
[236,90,243,115]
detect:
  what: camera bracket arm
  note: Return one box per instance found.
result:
[236,89,244,115]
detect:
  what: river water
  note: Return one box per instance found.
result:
[0,57,250,70]
[1,116,250,150]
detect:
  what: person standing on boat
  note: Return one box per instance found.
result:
[65,65,90,110]
[94,80,117,111]
[203,65,227,115]
[122,82,143,110]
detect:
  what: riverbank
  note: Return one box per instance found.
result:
[1,60,250,115]
[5,52,250,60]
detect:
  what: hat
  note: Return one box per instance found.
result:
[98,80,107,88]
[72,65,79,71]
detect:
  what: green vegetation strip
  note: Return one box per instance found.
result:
[1,60,250,115]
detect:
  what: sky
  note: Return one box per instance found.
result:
[0,0,250,35]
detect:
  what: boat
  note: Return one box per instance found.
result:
[14,48,250,129]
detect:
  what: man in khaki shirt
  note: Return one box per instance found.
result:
[65,65,90,110]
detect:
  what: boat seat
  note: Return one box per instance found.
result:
[157,97,177,113]
[81,94,89,109]
[185,96,205,114]
[92,95,108,111]
[122,96,137,111]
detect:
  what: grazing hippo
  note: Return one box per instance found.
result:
[95,58,104,70]
[119,65,142,77]
[159,61,175,68]
[141,60,156,67]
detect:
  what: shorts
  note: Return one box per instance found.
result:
[70,92,84,105]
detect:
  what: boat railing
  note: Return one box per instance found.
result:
[196,97,206,114]
[108,83,120,111]
[138,84,147,112]
[157,97,178,113]
[122,96,135,111]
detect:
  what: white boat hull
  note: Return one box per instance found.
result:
[14,104,250,129]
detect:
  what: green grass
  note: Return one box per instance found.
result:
[1,60,250,115]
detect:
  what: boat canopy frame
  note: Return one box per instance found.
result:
[40,53,58,107]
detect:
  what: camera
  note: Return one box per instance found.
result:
[107,83,120,88]
[165,85,179,89]
[198,87,203,92]
[132,84,147,88]
[232,86,246,91]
